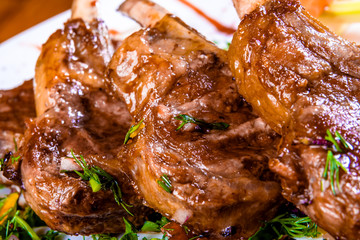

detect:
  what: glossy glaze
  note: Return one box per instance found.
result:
[15,19,152,235]
[0,80,36,159]
[229,0,360,238]
[108,15,282,239]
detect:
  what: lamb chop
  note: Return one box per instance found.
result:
[228,0,360,238]
[0,80,35,159]
[3,0,152,235]
[0,80,36,185]
[106,0,283,238]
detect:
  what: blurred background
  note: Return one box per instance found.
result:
[0,0,72,43]
[1,0,360,43]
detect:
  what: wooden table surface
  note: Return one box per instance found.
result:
[0,0,73,43]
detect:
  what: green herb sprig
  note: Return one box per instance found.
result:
[249,213,320,240]
[71,150,133,216]
[127,216,170,240]
[0,193,58,240]
[141,217,170,232]
[174,114,229,131]
[157,175,173,193]
[321,130,351,195]
[124,120,144,144]
[119,218,138,240]
[11,138,20,163]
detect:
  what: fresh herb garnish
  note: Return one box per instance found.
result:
[13,137,18,152]
[41,230,60,240]
[249,212,320,240]
[11,155,20,164]
[119,218,138,240]
[189,236,202,240]
[71,150,133,215]
[157,175,173,193]
[11,211,41,240]
[0,192,58,240]
[91,234,118,240]
[174,114,229,131]
[141,217,170,232]
[124,120,145,144]
[321,130,351,195]
[10,138,20,163]
[224,42,231,51]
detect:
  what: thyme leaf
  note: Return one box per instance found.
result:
[71,150,133,216]
[174,114,229,131]
[157,175,173,193]
[124,120,145,144]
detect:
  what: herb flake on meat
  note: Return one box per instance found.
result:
[321,130,351,195]
[174,114,229,131]
[157,175,173,193]
[71,150,133,216]
[124,120,145,144]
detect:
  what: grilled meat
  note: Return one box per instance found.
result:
[0,80,35,158]
[17,17,152,235]
[107,1,283,238]
[229,0,360,238]
[0,80,36,184]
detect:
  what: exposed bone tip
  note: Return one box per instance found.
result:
[118,0,169,27]
[71,0,99,22]
[232,0,269,19]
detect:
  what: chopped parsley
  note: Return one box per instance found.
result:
[71,150,133,216]
[157,175,173,193]
[124,120,145,144]
[174,114,229,131]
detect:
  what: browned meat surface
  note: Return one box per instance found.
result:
[107,10,283,238]
[0,80,35,158]
[229,0,360,238]
[12,18,152,235]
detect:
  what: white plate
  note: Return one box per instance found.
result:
[0,0,238,90]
